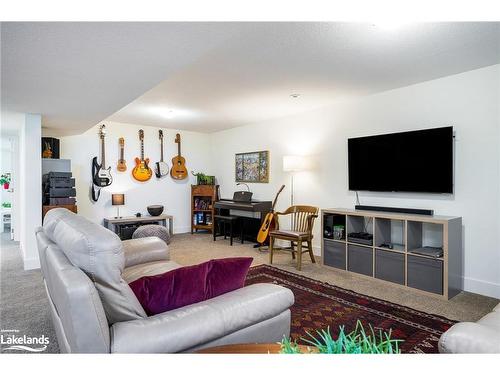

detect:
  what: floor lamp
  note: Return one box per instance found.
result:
[283,155,307,208]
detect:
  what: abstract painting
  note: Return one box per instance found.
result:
[235,151,269,183]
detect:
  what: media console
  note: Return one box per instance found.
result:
[321,208,463,299]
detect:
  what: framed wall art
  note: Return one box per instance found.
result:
[235,150,269,183]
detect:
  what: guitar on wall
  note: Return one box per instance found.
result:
[155,130,169,178]
[117,137,127,172]
[170,133,188,180]
[132,129,153,182]
[92,124,113,187]
[256,184,286,244]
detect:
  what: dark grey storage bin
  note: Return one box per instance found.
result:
[347,244,373,276]
[324,240,346,270]
[407,255,443,295]
[375,250,405,285]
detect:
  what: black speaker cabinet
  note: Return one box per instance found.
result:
[41,137,60,159]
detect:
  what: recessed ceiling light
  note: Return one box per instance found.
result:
[290,94,301,98]
[149,107,175,119]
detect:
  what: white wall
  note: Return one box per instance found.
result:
[210,64,500,299]
[1,110,24,242]
[59,121,213,233]
[19,114,42,269]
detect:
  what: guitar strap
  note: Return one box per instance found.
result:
[90,183,101,202]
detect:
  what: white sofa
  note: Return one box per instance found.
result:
[439,303,500,353]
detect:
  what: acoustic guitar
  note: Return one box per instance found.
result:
[117,137,127,172]
[92,124,113,187]
[256,184,286,244]
[170,133,188,180]
[132,129,153,182]
[155,130,169,178]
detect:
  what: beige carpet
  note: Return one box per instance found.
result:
[171,233,498,322]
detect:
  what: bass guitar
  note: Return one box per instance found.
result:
[170,133,188,180]
[132,129,153,182]
[92,124,113,187]
[155,130,169,178]
[256,184,286,244]
[117,137,127,172]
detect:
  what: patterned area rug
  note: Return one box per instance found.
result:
[245,265,456,353]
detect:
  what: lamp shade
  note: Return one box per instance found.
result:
[112,194,125,206]
[283,155,308,172]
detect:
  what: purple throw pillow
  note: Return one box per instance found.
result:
[129,257,253,316]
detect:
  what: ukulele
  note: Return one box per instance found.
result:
[132,129,153,182]
[117,137,127,172]
[256,184,286,244]
[92,124,113,187]
[170,133,188,180]
[155,130,169,178]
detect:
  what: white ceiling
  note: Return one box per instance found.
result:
[3,22,500,135]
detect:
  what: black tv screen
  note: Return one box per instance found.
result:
[348,127,453,193]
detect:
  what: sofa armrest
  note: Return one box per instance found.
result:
[122,237,170,268]
[439,322,500,353]
[110,283,294,353]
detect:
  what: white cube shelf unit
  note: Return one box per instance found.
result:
[321,208,463,299]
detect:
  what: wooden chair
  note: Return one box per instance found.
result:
[269,205,319,271]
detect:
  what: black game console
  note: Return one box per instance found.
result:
[347,232,373,246]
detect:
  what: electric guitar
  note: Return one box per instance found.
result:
[132,129,153,182]
[92,124,113,187]
[170,133,188,180]
[155,130,169,178]
[117,137,127,172]
[256,184,286,244]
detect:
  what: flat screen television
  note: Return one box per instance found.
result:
[348,126,453,193]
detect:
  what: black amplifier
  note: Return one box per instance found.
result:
[44,171,72,179]
[48,197,76,205]
[46,187,76,198]
[45,178,75,188]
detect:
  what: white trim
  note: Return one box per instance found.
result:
[174,225,192,234]
[464,276,500,299]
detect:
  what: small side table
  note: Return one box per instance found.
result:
[103,214,173,240]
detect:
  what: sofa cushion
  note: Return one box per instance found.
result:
[129,257,253,316]
[50,209,146,323]
[111,283,295,353]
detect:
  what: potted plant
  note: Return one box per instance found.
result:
[280,320,402,354]
[191,171,215,185]
[0,173,11,190]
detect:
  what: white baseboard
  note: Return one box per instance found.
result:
[23,256,40,270]
[174,226,192,234]
[464,277,500,299]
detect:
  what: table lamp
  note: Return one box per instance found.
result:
[112,193,125,218]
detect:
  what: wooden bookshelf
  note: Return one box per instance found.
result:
[191,184,218,234]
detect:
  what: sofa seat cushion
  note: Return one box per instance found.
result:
[123,260,181,283]
[129,257,253,315]
[110,282,295,353]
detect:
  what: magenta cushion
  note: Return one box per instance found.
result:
[129,257,253,316]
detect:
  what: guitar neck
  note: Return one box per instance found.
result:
[101,137,106,168]
[160,138,164,162]
[120,144,124,161]
[177,141,181,158]
[141,140,144,161]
